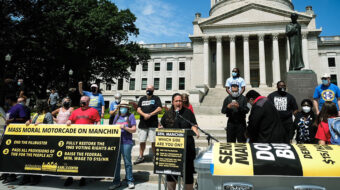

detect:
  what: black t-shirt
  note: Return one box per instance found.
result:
[138,95,162,128]
[268,91,298,120]
[293,111,318,144]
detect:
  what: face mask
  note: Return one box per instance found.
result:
[80,101,87,107]
[322,79,329,86]
[63,102,70,108]
[120,107,128,115]
[17,82,21,86]
[247,102,252,110]
[18,102,25,106]
[146,90,154,96]
[91,87,97,93]
[302,106,311,113]
[232,72,237,77]
[115,99,121,104]
[231,91,239,98]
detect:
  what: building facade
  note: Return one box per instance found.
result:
[102,0,340,106]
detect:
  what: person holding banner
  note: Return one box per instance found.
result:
[109,100,136,190]
[52,97,74,124]
[160,93,199,190]
[65,95,100,186]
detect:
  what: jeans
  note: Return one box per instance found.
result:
[114,143,134,184]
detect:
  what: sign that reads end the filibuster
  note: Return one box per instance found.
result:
[0,124,121,178]
[154,129,186,176]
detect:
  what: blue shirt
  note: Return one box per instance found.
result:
[109,101,120,112]
[83,91,105,115]
[225,77,246,92]
[313,83,340,110]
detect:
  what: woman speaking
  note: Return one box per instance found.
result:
[160,93,199,190]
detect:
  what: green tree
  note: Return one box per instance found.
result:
[2,0,149,99]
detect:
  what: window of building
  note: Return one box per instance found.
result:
[131,65,136,72]
[141,78,147,90]
[166,78,172,90]
[143,63,148,71]
[118,79,123,90]
[179,78,185,90]
[106,84,112,91]
[154,78,160,90]
[167,62,173,71]
[154,63,160,71]
[179,62,185,71]
[328,57,336,67]
[129,78,135,90]
[331,74,338,86]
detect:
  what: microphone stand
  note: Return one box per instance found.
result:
[176,113,219,146]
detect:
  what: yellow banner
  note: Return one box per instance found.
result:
[293,144,340,177]
[4,124,121,137]
[212,143,254,176]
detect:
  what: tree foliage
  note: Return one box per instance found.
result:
[1,0,149,98]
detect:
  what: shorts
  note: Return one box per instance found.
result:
[138,128,156,143]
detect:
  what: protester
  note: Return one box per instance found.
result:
[160,93,199,190]
[65,96,100,186]
[134,85,162,165]
[0,96,28,183]
[78,81,105,118]
[245,90,285,143]
[48,88,59,112]
[16,78,26,98]
[17,96,31,123]
[221,84,249,142]
[313,73,340,115]
[291,99,317,144]
[225,68,246,95]
[21,101,53,185]
[315,101,338,145]
[182,93,194,113]
[109,100,136,190]
[268,81,298,143]
[52,97,74,124]
[109,92,122,124]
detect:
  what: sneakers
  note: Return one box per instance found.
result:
[64,177,73,186]
[128,182,135,189]
[108,182,121,190]
[133,156,144,165]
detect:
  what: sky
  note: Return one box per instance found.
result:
[112,0,340,44]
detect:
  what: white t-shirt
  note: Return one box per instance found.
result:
[225,77,246,92]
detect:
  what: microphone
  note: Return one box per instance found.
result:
[175,108,180,118]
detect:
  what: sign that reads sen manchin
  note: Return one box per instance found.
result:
[0,124,121,178]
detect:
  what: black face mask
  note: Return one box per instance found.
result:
[146,90,154,96]
[91,87,97,93]
[278,88,286,94]
[80,101,87,107]
[63,102,70,108]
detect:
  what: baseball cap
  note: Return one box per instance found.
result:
[321,73,330,79]
[91,84,98,88]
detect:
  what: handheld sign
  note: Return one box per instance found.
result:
[0,124,121,178]
[211,143,340,177]
[154,128,186,176]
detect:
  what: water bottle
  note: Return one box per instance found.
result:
[100,118,104,125]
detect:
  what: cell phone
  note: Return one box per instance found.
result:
[232,100,236,103]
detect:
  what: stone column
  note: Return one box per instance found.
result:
[272,33,281,85]
[258,34,267,87]
[286,37,290,71]
[203,36,210,86]
[216,35,223,88]
[135,64,142,91]
[148,60,154,86]
[243,35,250,85]
[302,32,310,69]
[229,35,236,73]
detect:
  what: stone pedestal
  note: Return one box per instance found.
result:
[286,70,317,109]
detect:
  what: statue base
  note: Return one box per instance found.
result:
[286,70,317,109]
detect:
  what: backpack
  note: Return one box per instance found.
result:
[328,117,340,145]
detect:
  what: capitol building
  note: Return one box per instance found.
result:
[102,0,340,113]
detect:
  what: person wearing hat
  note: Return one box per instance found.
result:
[78,81,105,118]
[109,100,136,190]
[313,73,340,115]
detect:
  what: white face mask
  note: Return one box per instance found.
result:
[231,91,240,98]
[302,106,311,113]
[247,103,252,110]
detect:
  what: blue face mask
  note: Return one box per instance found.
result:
[322,79,329,86]
[232,72,237,77]
[120,107,128,115]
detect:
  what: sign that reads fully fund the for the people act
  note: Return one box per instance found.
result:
[154,129,186,176]
[211,143,340,177]
[0,124,121,177]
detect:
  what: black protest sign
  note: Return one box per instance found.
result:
[154,129,186,176]
[0,124,121,177]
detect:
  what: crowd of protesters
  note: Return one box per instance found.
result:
[1,69,340,189]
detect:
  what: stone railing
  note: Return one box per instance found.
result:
[141,42,192,49]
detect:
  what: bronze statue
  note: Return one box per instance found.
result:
[286,13,305,70]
